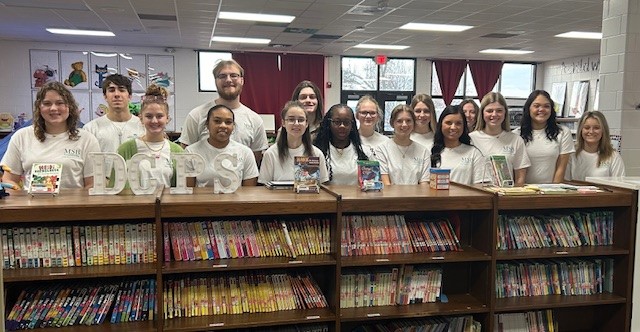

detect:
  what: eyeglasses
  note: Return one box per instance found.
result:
[358,111,377,117]
[285,117,307,124]
[216,73,242,80]
[41,101,67,108]
[331,120,352,127]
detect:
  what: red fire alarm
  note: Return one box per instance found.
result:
[374,54,388,65]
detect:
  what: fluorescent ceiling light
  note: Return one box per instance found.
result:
[219,11,295,23]
[555,31,602,39]
[480,49,534,55]
[211,36,271,44]
[354,44,410,50]
[400,23,473,32]
[46,28,114,37]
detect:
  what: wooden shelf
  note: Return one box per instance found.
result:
[163,308,336,331]
[341,246,490,267]
[495,246,629,261]
[492,188,633,210]
[3,263,157,282]
[11,321,157,332]
[494,294,626,312]
[162,255,337,274]
[340,294,488,322]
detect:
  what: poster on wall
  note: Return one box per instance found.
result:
[593,79,600,111]
[119,53,147,92]
[148,55,174,93]
[30,50,59,90]
[90,93,109,122]
[71,91,91,125]
[567,81,589,118]
[60,51,89,90]
[90,52,119,91]
[550,82,566,117]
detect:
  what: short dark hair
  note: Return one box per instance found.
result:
[101,74,132,95]
[206,104,235,126]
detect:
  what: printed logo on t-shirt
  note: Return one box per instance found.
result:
[502,146,515,155]
[460,157,473,165]
[64,148,82,159]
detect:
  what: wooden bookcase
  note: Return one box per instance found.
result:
[0,184,636,331]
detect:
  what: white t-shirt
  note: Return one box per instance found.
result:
[327,143,360,185]
[513,126,575,184]
[178,101,268,153]
[360,131,389,159]
[258,144,329,184]
[134,138,174,188]
[568,150,625,181]
[83,115,145,153]
[411,131,434,150]
[1,126,101,189]
[375,140,430,185]
[470,130,531,178]
[434,144,485,185]
[185,139,259,187]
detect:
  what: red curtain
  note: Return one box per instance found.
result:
[232,52,324,128]
[469,60,503,100]
[434,59,466,106]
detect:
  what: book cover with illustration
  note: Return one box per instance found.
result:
[489,155,514,187]
[29,162,62,195]
[294,156,320,193]
[357,160,383,191]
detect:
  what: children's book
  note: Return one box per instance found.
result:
[489,155,514,188]
[294,156,320,194]
[357,160,383,191]
[29,163,62,195]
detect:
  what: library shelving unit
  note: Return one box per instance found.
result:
[0,189,159,332]
[158,187,339,332]
[489,185,637,331]
[325,184,494,331]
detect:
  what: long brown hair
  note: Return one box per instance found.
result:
[575,111,614,167]
[410,94,437,132]
[276,101,314,162]
[33,81,80,142]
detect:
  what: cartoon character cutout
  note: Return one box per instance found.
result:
[64,62,87,87]
[33,65,58,88]
[96,104,108,117]
[94,64,108,88]
[150,72,172,88]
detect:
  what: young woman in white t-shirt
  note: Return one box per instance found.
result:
[1,81,100,189]
[375,105,430,185]
[459,99,479,133]
[356,95,388,158]
[430,105,484,185]
[568,111,625,181]
[409,94,437,149]
[185,104,258,187]
[313,104,369,185]
[258,101,329,184]
[515,90,574,184]
[469,92,531,186]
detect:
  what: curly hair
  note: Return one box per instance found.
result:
[141,84,170,116]
[313,104,369,181]
[33,81,80,142]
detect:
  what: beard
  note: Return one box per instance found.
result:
[217,83,243,101]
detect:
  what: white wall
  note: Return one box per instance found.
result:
[540,54,601,115]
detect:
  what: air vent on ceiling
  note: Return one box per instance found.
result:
[309,34,342,40]
[138,14,177,21]
[269,43,292,48]
[481,33,520,38]
[347,4,393,16]
[284,27,319,34]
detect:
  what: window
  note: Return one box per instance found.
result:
[341,57,378,91]
[197,51,232,92]
[379,58,415,92]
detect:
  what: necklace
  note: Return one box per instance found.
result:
[141,137,166,159]
[111,120,130,145]
[394,142,411,159]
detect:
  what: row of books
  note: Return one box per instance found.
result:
[497,211,614,250]
[341,215,462,257]
[6,279,155,331]
[1,223,156,269]
[494,309,557,332]
[351,315,481,332]
[163,219,331,261]
[495,258,614,298]
[340,266,443,308]
[250,324,328,332]
[163,272,327,319]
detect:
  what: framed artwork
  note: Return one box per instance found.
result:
[567,81,589,118]
[148,55,175,93]
[90,52,118,91]
[30,50,59,89]
[550,82,566,117]
[60,51,90,90]
[119,53,147,92]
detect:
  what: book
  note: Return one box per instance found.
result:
[294,156,321,193]
[29,162,62,195]
[488,155,514,187]
[265,180,294,190]
[357,160,383,191]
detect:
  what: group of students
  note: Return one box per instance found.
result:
[0,57,625,190]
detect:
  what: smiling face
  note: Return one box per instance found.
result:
[462,102,477,129]
[104,82,131,113]
[413,101,432,131]
[141,103,168,135]
[298,87,318,116]
[40,90,70,129]
[283,106,308,140]
[215,64,244,101]
[482,101,506,131]
[207,107,234,144]
[529,94,552,128]
[393,110,414,139]
[441,113,464,145]
[581,117,603,147]
[330,107,353,144]
[356,100,379,129]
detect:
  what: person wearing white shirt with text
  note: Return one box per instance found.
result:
[356,95,388,158]
[410,94,437,149]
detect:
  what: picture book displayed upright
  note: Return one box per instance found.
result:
[28,163,62,195]
[294,156,320,193]
[357,160,383,191]
[488,155,513,188]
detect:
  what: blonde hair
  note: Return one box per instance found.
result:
[576,111,614,167]
[476,92,510,131]
[141,84,170,115]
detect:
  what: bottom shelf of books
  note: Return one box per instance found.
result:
[494,305,628,332]
[342,314,485,332]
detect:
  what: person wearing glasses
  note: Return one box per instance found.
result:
[1,81,100,189]
[356,95,388,158]
[375,104,430,185]
[313,104,369,185]
[410,94,437,149]
[258,101,328,184]
[178,59,268,164]
[291,80,324,142]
